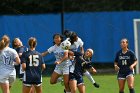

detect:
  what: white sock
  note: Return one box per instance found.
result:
[84,71,95,84]
[66,92,71,93]
[57,77,63,83]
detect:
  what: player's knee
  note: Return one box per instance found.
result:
[128,84,134,89]
[50,80,56,84]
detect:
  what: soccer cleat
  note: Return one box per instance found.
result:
[93,83,100,88]
[64,89,66,93]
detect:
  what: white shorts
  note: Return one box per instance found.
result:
[23,83,42,87]
[54,64,70,75]
[0,75,16,86]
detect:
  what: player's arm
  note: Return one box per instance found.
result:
[42,51,49,57]
[22,63,26,71]
[130,52,138,70]
[42,64,46,71]
[80,46,84,54]
[89,67,97,74]
[14,56,21,65]
[114,62,119,71]
[21,52,26,71]
[55,50,68,65]
[13,50,20,65]
[130,60,138,70]
[40,55,46,71]
[114,52,119,71]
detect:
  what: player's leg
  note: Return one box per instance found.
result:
[63,74,71,92]
[22,84,32,93]
[76,75,85,93]
[118,79,125,93]
[0,83,10,93]
[69,79,77,93]
[77,84,85,93]
[83,70,99,88]
[50,71,61,84]
[29,86,35,93]
[117,73,126,93]
[9,75,16,89]
[63,65,71,93]
[126,74,135,93]
[34,84,42,93]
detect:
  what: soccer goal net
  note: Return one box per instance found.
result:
[134,19,140,74]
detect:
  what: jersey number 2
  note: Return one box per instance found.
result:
[29,55,39,66]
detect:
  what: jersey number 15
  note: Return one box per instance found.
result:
[29,55,39,67]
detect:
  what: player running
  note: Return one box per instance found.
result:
[114,38,137,93]
[0,35,20,93]
[21,37,46,93]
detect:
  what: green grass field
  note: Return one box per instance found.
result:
[1,75,140,93]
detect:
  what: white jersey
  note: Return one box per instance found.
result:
[0,47,18,76]
[69,37,84,51]
[48,44,71,66]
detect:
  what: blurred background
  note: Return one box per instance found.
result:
[0,0,140,75]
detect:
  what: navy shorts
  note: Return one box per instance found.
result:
[117,71,134,79]
[69,73,84,86]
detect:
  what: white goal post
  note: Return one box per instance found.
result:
[133,19,140,74]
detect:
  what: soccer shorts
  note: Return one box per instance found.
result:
[69,73,84,86]
[54,64,70,75]
[0,75,16,86]
[117,71,134,80]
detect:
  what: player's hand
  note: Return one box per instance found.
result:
[114,65,120,71]
[55,61,61,65]
[130,65,134,70]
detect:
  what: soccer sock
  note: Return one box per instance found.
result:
[83,71,95,84]
[57,77,63,83]
[129,88,135,93]
[119,91,124,93]
[66,92,71,93]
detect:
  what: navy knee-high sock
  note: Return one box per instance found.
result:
[129,88,135,93]
[119,91,124,93]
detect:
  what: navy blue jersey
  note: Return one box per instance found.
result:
[115,49,137,74]
[73,52,92,77]
[15,46,27,57]
[21,50,44,84]
[14,46,28,78]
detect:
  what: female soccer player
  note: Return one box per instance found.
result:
[114,38,137,93]
[12,38,28,79]
[0,35,20,93]
[21,37,46,93]
[69,48,97,93]
[42,34,71,93]
[64,30,99,88]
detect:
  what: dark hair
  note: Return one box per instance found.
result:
[53,33,63,44]
[64,29,75,38]
[1,35,10,47]
[70,32,77,44]
[28,37,37,48]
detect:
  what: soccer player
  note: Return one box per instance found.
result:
[12,38,28,79]
[21,37,46,93]
[42,34,71,93]
[114,38,137,93]
[64,30,99,88]
[0,35,20,93]
[69,48,97,93]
